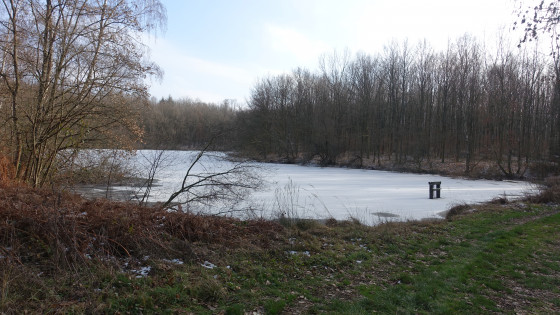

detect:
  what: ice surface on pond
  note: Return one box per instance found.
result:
[118,150,533,224]
[246,163,533,224]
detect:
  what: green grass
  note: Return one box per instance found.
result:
[2,201,559,313]
[322,204,560,314]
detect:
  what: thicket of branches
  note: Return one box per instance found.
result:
[235,37,560,178]
[0,0,165,186]
[138,35,560,179]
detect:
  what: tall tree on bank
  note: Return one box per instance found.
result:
[516,0,560,162]
[0,0,166,186]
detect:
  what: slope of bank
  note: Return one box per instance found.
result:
[0,183,559,313]
[238,151,556,181]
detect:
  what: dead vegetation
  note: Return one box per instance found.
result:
[0,170,558,313]
[526,175,560,204]
[0,182,286,312]
[0,183,283,272]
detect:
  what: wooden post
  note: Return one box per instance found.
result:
[429,181,441,199]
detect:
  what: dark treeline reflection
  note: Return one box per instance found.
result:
[143,36,560,179]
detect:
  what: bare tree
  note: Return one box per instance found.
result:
[516,0,560,163]
[134,149,168,205]
[161,141,263,212]
[0,0,166,186]
[349,52,383,166]
[515,0,560,51]
[316,49,351,165]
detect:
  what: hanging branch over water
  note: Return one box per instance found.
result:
[161,138,263,211]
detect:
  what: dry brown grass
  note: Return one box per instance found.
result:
[0,185,283,271]
[0,184,285,312]
[0,153,22,188]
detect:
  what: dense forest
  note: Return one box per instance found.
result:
[143,36,560,179]
[141,97,238,150]
[240,37,559,178]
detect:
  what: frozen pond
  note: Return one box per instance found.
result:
[248,164,532,224]
[102,150,533,224]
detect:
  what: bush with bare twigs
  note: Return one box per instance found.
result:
[526,176,560,204]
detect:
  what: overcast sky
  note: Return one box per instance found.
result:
[146,0,519,105]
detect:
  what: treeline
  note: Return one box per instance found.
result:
[140,36,560,179]
[140,97,238,149]
[236,36,560,178]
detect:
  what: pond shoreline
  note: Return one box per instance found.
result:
[242,153,531,182]
[66,150,532,225]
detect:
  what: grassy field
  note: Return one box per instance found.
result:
[0,184,559,314]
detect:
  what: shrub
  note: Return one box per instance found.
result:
[527,176,560,204]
